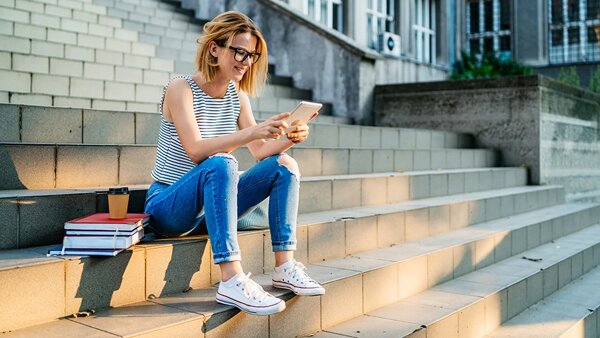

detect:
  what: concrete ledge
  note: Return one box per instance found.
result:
[375,75,600,203]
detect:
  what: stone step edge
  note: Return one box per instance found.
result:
[5,212,600,336]
[486,265,600,338]
[313,224,600,338]
[0,168,525,198]
[0,184,568,273]
[0,103,477,138]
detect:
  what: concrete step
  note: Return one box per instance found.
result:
[1,201,597,335]
[487,264,600,338]
[0,168,530,248]
[0,142,497,190]
[0,104,473,146]
[312,224,600,338]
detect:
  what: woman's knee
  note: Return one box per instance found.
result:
[277,154,300,177]
[204,153,238,173]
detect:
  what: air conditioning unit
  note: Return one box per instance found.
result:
[378,32,401,58]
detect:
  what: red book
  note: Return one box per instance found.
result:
[64,213,150,231]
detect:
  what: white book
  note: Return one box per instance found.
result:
[47,245,124,257]
[66,226,142,237]
[63,228,144,250]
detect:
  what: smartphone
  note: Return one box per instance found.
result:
[282,101,322,132]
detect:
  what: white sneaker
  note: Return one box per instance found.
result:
[216,272,286,315]
[272,260,325,296]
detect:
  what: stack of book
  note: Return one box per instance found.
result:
[48,213,150,257]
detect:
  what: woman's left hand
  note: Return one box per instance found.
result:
[286,122,309,144]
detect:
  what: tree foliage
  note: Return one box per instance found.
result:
[588,67,600,94]
[450,50,532,80]
[557,67,581,87]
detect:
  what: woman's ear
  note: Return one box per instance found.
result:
[208,41,219,58]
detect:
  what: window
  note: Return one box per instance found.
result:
[414,0,436,63]
[304,0,345,32]
[549,0,600,63]
[366,0,395,49]
[466,0,512,57]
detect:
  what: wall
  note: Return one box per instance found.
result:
[182,0,449,123]
[375,75,600,202]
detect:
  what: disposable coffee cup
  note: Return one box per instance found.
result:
[108,187,129,219]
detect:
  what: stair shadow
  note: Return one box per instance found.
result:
[73,252,135,314]
[147,237,209,298]
[0,148,26,190]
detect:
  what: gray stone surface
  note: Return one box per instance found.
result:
[0,145,56,189]
[142,239,212,298]
[375,75,600,201]
[56,146,119,187]
[83,109,135,144]
[135,112,160,144]
[0,259,65,332]
[119,146,155,184]
[21,106,82,143]
[64,248,146,315]
[18,193,96,247]
[0,103,19,142]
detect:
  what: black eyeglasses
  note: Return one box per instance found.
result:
[227,46,261,64]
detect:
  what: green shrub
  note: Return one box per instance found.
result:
[588,67,600,94]
[557,67,581,87]
[450,50,532,80]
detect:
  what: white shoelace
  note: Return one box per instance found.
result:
[235,273,271,302]
[286,261,317,285]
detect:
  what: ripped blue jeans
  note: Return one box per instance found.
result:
[144,153,299,264]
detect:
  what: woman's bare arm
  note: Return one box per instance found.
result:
[164,79,289,163]
[237,90,309,160]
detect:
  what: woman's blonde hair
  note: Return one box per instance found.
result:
[195,11,268,96]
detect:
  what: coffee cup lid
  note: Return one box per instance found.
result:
[108,187,129,194]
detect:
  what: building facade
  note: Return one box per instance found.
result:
[286,0,600,83]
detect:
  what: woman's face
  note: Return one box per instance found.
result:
[213,32,258,82]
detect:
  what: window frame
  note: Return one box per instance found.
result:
[303,0,345,32]
[413,0,437,64]
[466,0,512,57]
[366,0,396,50]
[549,0,600,64]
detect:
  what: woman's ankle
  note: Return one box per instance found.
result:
[219,260,244,281]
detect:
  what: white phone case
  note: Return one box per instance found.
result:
[283,101,322,132]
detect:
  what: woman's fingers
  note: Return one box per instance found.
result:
[270,112,291,121]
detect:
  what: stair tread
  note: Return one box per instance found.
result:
[5,222,600,337]
[314,225,600,338]
[0,197,590,276]
[487,266,600,338]
[0,167,521,197]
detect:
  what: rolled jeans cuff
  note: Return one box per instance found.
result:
[272,241,297,252]
[213,251,242,264]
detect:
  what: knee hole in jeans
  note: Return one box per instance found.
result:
[277,154,300,178]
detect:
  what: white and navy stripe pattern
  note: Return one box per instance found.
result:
[151,75,240,185]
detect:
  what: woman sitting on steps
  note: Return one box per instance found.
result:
[143,11,325,315]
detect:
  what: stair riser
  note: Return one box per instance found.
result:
[13,218,599,336]
[0,104,473,149]
[0,187,583,332]
[0,169,530,249]
[0,142,498,189]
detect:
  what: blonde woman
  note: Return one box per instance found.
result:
[144,11,324,315]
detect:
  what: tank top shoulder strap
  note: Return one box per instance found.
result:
[158,75,199,115]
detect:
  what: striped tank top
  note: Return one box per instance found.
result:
[151,75,240,184]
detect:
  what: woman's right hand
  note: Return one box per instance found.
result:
[250,112,291,140]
